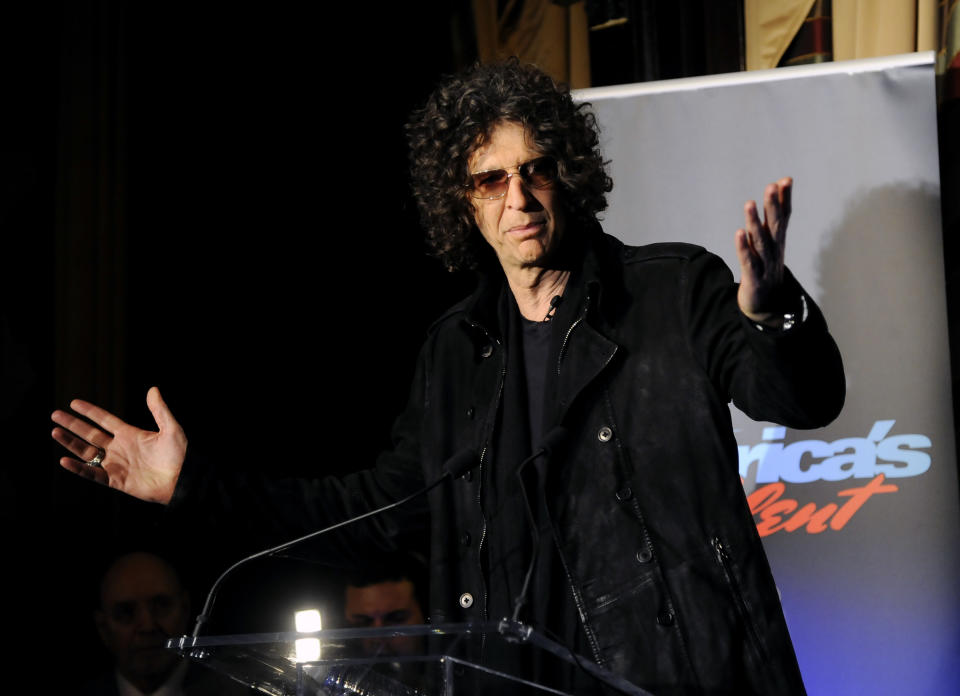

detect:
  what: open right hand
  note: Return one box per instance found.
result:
[51,386,187,505]
[735,177,792,326]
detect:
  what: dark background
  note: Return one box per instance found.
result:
[2,0,954,688]
[5,2,485,682]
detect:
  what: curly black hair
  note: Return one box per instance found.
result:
[406,59,613,272]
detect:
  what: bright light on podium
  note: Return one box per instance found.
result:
[294,609,322,663]
[295,609,322,633]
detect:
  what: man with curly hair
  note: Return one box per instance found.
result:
[54,60,844,695]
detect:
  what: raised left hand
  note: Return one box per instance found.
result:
[735,177,792,326]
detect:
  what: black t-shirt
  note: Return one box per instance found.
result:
[482,286,598,692]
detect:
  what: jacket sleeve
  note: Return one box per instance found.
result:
[682,249,845,429]
[167,347,431,562]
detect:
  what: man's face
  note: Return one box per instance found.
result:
[468,121,566,274]
[95,553,190,688]
[345,579,424,656]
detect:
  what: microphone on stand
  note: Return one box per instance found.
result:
[505,427,651,696]
[509,426,569,624]
[190,448,479,638]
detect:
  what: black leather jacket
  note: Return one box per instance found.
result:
[174,230,844,695]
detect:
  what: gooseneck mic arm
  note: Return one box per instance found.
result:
[190,448,478,638]
[510,426,569,624]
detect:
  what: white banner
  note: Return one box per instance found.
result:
[577,53,960,695]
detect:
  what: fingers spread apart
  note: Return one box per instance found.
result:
[51,425,107,462]
[51,409,113,448]
[51,407,116,484]
[67,399,125,434]
[742,178,792,272]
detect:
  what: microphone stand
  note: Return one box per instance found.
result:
[190,449,478,638]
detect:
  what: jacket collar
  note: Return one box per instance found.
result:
[459,223,625,340]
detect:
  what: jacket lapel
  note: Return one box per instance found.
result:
[555,314,619,425]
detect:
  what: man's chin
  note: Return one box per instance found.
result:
[128,648,179,676]
[516,236,547,257]
[513,247,550,270]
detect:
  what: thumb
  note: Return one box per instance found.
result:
[146,386,180,432]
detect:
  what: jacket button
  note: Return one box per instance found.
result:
[459,592,474,608]
[597,426,613,442]
[657,610,675,626]
[466,406,475,419]
[460,532,471,547]
[480,344,494,358]
[635,547,653,563]
[615,487,633,501]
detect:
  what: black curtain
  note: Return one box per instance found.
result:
[587,0,744,86]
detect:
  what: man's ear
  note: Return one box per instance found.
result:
[94,609,109,644]
[467,196,481,229]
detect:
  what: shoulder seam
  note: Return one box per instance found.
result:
[427,299,470,334]
[621,241,706,265]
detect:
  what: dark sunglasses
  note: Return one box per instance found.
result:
[465,156,559,199]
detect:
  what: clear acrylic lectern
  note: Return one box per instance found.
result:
[167,619,652,695]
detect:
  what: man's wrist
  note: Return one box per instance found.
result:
[748,294,808,333]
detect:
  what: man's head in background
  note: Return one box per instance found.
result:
[95,551,191,693]
[344,552,427,656]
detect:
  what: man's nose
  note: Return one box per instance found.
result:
[503,172,534,208]
[133,604,161,631]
